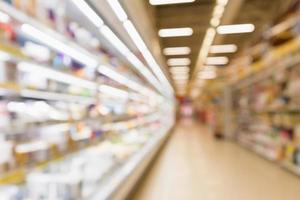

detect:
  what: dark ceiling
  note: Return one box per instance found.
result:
[147,0,292,89]
[151,0,213,74]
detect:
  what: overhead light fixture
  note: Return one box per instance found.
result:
[217,0,229,6]
[194,27,216,72]
[217,24,255,34]
[206,56,229,65]
[158,27,193,37]
[210,17,220,27]
[0,11,10,23]
[167,58,191,66]
[202,65,216,71]
[107,0,128,22]
[170,66,190,73]
[163,47,191,56]
[213,4,225,18]
[198,70,216,79]
[172,75,189,80]
[20,24,98,68]
[72,0,104,28]
[210,44,237,53]
[170,70,189,75]
[149,0,195,5]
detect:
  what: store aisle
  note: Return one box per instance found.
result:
[132,119,300,200]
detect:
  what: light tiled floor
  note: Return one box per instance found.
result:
[132,119,300,200]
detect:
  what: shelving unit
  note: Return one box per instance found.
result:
[0,1,174,199]
[225,11,300,177]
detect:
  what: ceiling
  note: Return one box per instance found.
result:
[151,0,213,75]
[147,0,293,95]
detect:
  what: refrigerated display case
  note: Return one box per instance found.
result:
[0,1,175,199]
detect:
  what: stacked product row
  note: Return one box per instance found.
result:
[231,6,300,174]
[0,0,174,199]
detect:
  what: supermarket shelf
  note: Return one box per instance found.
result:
[0,2,160,98]
[91,125,173,200]
[0,87,96,103]
[238,137,300,177]
[0,114,161,185]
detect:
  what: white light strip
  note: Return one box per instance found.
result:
[107,0,128,22]
[163,47,191,56]
[20,89,95,103]
[20,24,98,68]
[170,71,189,75]
[198,70,216,79]
[107,0,173,95]
[72,0,104,28]
[17,62,97,90]
[217,0,229,6]
[199,28,216,62]
[167,58,191,66]
[104,1,173,96]
[206,56,228,65]
[99,85,129,99]
[100,25,163,94]
[170,66,190,73]
[150,0,195,5]
[217,24,255,34]
[100,25,130,56]
[159,27,193,37]
[210,44,237,53]
[123,20,148,51]
[172,75,189,80]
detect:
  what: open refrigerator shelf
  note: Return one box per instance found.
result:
[0,1,175,199]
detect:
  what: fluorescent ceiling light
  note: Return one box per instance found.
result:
[210,44,237,53]
[150,0,195,5]
[167,58,191,66]
[107,0,128,22]
[202,65,216,71]
[217,24,255,34]
[100,25,130,56]
[172,75,189,80]
[163,47,191,56]
[210,17,220,27]
[170,66,190,72]
[213,5,225,18]
[18,62,97,90]
[158,27,193,37]
[21,24,98,68]
[170,70,189,75]
[217,0,229,6]
[198,70,216,79]
[0,11,10,23]
[72,0,104,28]
[198,28,216,62]
[206,56,229,65]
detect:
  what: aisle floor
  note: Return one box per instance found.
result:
[132,119,300,200]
